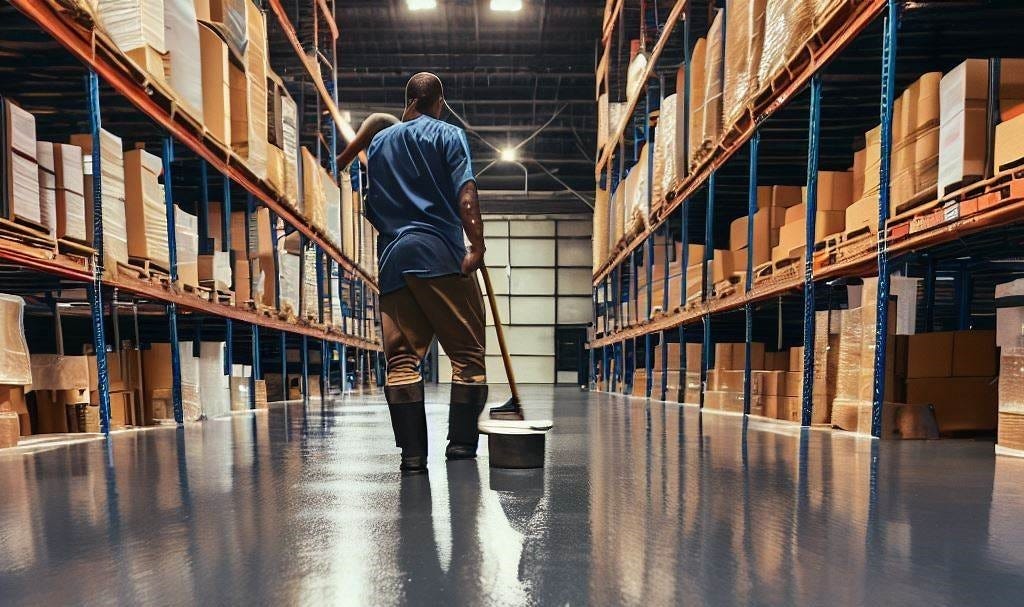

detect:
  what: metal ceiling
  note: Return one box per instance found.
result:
[324,0,604,209]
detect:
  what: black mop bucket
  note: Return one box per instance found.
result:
[479,419,552,469]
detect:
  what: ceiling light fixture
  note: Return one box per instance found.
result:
[406,0,437,11]
[500,147,518,162]
[490,0,523,12]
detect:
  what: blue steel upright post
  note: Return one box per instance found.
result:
[743,132,760,416]
[221,171,233,377]
[679,198,689,390]
[162,136,183,423]
[247,193,259,409]
[871,0,900,438]
[801,74,823,427]
[701,172,716,408]
[85,70,112,434]
[299,235,309,404]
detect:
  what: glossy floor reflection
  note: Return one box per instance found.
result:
[1,386,1024,605]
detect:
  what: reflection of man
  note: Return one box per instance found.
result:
[364,73,489,474]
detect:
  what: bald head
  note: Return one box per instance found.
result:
[404,72,444,120]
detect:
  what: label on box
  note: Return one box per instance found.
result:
[943,202,960,222]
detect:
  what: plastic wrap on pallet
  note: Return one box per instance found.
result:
[202,0,247,57]
[628,144,651,232]
[699,12,724,157]
[230,364,251,411]
[688,38,707,167]
[593,187,610,270]
[597,93,609,151]
[174,205,199,287]
[124,149,169,268]
[999,347,1024,415]
[997,278,1024,349]
[723,0,767,130]
[608,102,627,142]
[72,129,128,273]
[230,1,268,180]
[199,342,230,418]
[301,148,326,231]
[626,51,649,102]
[178,341,202,421]
[0,295,31,386]
[331,274,342,328]
[758,0,813,87]
[301,246,318,319]
[834,307,863,401]
[341,170,355,260]
[281,94,299,204]
[37,142,58,238]
[653,94,678,206]
[323,167,341,248]
[97,0,166,54]
[5,101,41,226]
[163,0,204,123]
[279,251,300,316]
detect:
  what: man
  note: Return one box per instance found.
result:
[357,72,488,474]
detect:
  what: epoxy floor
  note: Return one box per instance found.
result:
[2,386,1024,605]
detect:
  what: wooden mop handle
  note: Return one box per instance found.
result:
[480,266,519,402]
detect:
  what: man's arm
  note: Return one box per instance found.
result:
[336,113,399,168]
[458,180,486,275]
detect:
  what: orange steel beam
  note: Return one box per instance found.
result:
[316,0,340,41]
[594,0,687,177]
[602,0,625,45]
[10,0,377,291]
[593,0,888,285]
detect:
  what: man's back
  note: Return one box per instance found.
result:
[366,115,475,293]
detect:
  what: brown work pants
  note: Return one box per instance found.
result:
[380,273,487,386]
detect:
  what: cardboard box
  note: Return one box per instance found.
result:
[906,332,954,378]
[905,376,997,434]
[124,148,169,268]
[71,129,129,275]
[199,251,232,291]
[772,185,803,208]
[198,22,231,145]
[53,143,87,242]
[953,330,997,377]
[789,346,804,372]
[997,278,1024,348]
[711,249,746,284]
[174,206,199,287]
[803,171,854,212]
[714,342,765,371]
[764,351,789,371]
[844,194,878,235]
[994,109,1024,172]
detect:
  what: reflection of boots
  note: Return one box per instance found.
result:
[385,381,428,474]
[446,383,487,460]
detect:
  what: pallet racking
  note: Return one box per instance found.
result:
[590,0,1024,439]
[0,0,382,440]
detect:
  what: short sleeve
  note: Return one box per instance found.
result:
[446,128,476,195]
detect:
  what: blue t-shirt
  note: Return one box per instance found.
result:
[365,115,476,294]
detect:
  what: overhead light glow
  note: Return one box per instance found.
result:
[500,147,518,162]
[490,0,523,12]
[406,0,437,10]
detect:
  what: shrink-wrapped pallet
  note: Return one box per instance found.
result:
[301,246,318,319]
[593,187,610,270]
[229,1,268,179]
[758,0,813,86]
[723,0,767,129]
[230,365,251,411]
[674,64,688,180]
[179,341,202,421]
[834,307,864,401]
[97,0,166,78]
[301,148,326,231]
[609,102,628,144]
[653,94,678,206]
[279,251,300,316]
[626,51,649,101]
[281,94,300,204]
[37,143,57,238]
[163,0,204,122]
[597,92,609,151]
[323,167,341,247]
[341,170,356,259]
[0,295,31,385]
[612,184,625,245]
[198,22,230,145]
[199,342,230,418]
[627,144,651,233]
[4,101,41,227]
[698,13,724,157]
[124,148,170,268]
[198,0,247,58]
[688,38,707,167]
[71,129,128,275]
[174,205,199,287]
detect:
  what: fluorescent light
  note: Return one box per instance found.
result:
[407,0,437,10]
[491,0,523,11]
[500,147,518,162]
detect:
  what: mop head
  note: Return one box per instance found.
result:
[488,397,524,420]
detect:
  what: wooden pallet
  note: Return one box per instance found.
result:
[126,256,171,281]
[0,217,55,250]
[181,283,213,302]
[210,289,235,306]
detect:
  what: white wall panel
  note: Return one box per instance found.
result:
[484,295,510,326]
[485,355,554,383]
[557,220,592,237]
[485,237,510,267]
[557,296,593,324]
[558,268,592,296]
[510,268,555,295]
[557,371,579,384]
[479,269,510,295]
[505,326,555,356]
[510,238,555,267]
[510,219,555,237]
[484,219,509,237]
[558,239,592,267]
[509,296,555,325]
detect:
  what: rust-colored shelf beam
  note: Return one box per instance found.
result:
[10,0,377,291]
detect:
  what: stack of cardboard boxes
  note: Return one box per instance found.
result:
[124,148,170,272]
[72,129,129,276]
[0,295,32,448]
[650,341,702,404]
[997,279,1024,453]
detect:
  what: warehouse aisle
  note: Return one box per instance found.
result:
[2,387,1024,605]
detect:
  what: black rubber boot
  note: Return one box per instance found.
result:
[446,383,488,460]
[385,382,428,475]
